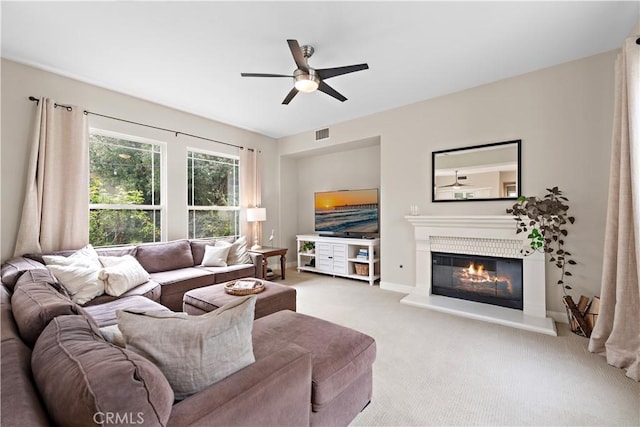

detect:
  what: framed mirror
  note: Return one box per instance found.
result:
[432,139,521,202]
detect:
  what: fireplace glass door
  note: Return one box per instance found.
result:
[431,252,523,310]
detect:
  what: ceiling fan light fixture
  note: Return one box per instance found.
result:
[294,69,319,93]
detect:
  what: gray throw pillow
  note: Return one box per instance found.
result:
[226,236,252,265]
[117,295,256,400]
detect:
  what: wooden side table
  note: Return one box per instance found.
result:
[248,247,288,280]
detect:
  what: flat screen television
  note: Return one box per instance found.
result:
[314,188,379,237]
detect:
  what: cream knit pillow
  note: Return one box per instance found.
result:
[98,255,150,296]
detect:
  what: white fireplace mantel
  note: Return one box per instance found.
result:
[401,215,557,336]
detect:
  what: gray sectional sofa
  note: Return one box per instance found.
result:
[1,238,264,313]
[0,238,377,426]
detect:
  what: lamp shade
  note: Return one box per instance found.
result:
[246,207,267,222]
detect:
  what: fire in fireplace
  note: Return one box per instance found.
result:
[431,252,523,310]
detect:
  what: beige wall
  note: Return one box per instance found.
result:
[0,49,618,315]
[1,59,278,262]
[277,50,617,315]
[295,143,381,235]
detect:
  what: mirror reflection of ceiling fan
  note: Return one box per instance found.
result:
[240,39,369,105]
[438,170,471,190]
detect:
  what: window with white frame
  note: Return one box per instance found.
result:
[89,130,164,246]
[187,149,240,239]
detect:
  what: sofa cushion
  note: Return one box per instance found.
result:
[98,255,150,296]
[11,274,82,347]
[1,285,19,340]
[1,338,50,426]
[201,244,231,267]
[135,239,194,273]
[151,268,215,311]
[95,245,138,257]
[83,279,161,307]
[32,315,174,426]
[83,295,170,328]
[252,310,377,411]
[1,257,45,290]
[198,263,256,284]
[117,295,256,400]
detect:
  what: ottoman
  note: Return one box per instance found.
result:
[182,279,296,319]
[253,310,377,426]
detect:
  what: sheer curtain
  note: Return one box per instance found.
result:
[13,98,89,256]
[239,148,262,243]
[588,32,640,381]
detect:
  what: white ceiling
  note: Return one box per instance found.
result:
[2,2,638,139]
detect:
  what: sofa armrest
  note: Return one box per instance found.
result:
[168,343,311,427]
[248,252,264,279]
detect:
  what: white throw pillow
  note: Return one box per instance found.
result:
[117,296,256,400]
[45,261,103,305]
[42,243,100,268]
[226,236,252,265]
[201,244,231,267]
[98,255,150,297]
[43,244,104,305]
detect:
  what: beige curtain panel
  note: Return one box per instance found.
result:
[588,34,640,381]
[239,148,262,242]
[13,98,89,256]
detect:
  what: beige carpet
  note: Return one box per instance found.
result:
[279,269,640,426]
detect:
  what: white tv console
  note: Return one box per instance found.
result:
[296,234,380,286]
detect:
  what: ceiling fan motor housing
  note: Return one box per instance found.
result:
[294,68,319,92]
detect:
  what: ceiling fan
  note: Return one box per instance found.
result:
[240,39,369,105]
[438,171,470,189]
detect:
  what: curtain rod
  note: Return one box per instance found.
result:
[28,96,251,151]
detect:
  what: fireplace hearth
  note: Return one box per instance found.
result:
[432,252,523,310]
[402,215,557,336]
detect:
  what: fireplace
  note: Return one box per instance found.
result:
[431,252,523,310]
[402,215,556,336]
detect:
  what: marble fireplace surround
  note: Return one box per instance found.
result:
[402,215,557,336]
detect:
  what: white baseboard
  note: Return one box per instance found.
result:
[380,281,413,294]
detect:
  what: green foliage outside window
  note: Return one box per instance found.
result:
[89,133,161,246]
[187,151,239,239]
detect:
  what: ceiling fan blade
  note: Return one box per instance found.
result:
[438,182,470,188]
[287,39,308,72]
[318,81,347,102]
[241,73,293,78]
[317,63,369,80]
[282,87,299,105]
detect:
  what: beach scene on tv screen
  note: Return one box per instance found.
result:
[315,189,379,233]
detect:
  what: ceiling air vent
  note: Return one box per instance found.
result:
[315,128,330,141]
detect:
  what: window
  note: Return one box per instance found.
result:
[187,150,239,239]
[89,130,164,246]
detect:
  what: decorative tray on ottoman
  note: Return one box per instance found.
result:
[224,279,265,296]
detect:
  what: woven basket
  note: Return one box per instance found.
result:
[354,263,369,276]
[224,280,265,296]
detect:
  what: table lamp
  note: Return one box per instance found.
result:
[246,207,267,250]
